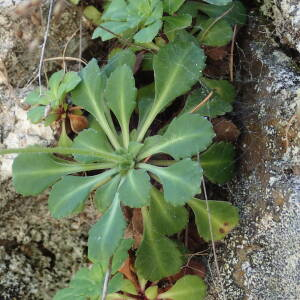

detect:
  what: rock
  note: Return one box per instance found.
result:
[0,2,96,299]
[207,15,300,299]
[259,0,300,53]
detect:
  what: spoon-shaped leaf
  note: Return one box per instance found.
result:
[48,169,117,218]
[135,207,183,281]
[158,275,207,300]
[188,198,239,241]
[137,32,206,141]
[88,193,127,262]
[72,59,120,149]
[139,159,202,206]
[12,153,104,196]
[149,188,188,235]
[138,113,215,160]
[105,65,137,148]
[118,169,151,208]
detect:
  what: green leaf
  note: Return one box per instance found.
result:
[49,70,65,91]
[138,114,215,160]
[92,21,133,41]
[83,6,102,25]
[102,0,127,20]
[198,1,247,25]
[111,239,134,273]
[12,153,100,196]
[53,288,85,300]
[163,0,186,14]
[102,49,136,77]
[72,59,120,149]
[140,159,202,206]
[145,286,158,300]
[203,0,232,5]
[118,169,151,208]
[25,88,50,105]
[27,106,45,123]
[163,15,192,40]
[198,18,233,46]
[182,88,232,118]
[200,142,235,184]
[150,188,188,235]
[58,122,73,147]
[158,275,207,300]
[69,0,80,5]
[137,83,155,126]
[135,207,183,281]
[137,32,206,141]
[95,175,121,212]
[188,198,239,241]
[177,1,200,17]
[133,20,162,43]
[48,169,117,219]
[73,129,113,163]
[57,71,81,101]
[202,78,236,103]
[88,193,127,262]
[105,65,137,148]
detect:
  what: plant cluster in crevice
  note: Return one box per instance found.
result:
[0,0,247,299]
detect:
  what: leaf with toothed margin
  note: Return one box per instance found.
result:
[188,198,239,241]
[48,169,117,219]
[140,159,202,206]
[118,169,151,208]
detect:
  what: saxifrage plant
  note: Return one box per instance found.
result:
[0,32,238,299]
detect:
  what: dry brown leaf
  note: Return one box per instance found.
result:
[204,45,229,61]
[212,117,240,142]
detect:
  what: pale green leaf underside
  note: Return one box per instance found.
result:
[138,113,215,160]
[88,194,127,262]
[48,169,117,218]
[140,159,202,206]
[119,169,151,208]
[135,208,183,281]
[158,275,207,300]
[188,198,239,241]
[150,188,188,235]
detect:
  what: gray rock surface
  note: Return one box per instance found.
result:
[0,1,95,299]
[207,15,300,300]
[259,0,300,53]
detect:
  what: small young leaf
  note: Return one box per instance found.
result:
[57,71,81,102]
[135,208,183,281]
[140,159,202,206]
[12,153,97,196]
[188,198,239,241]
[145,286,158,300]
[163,0,186,14]
[24,89,50,105]
[149,188,188,235]
[49,70,65,91]
[200,142,235,184]
[119,169,151,208]
[72,128,113,163]
[92,21,133,41]
[27,106,45,123]
[111,239,134,273]
[48,169,117,219]
[198,18,233,47]
[95,175,121,212]
[83,6,102,25]
[105,65,137,148]
[88,194,127,262]
[158,275,207,300]
[138,114,215,160]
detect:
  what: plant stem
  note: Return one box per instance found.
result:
[0,146,124,163]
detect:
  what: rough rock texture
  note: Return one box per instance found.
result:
[0,1,97,299]
[259,0,300,53]
[207,15,300,300]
